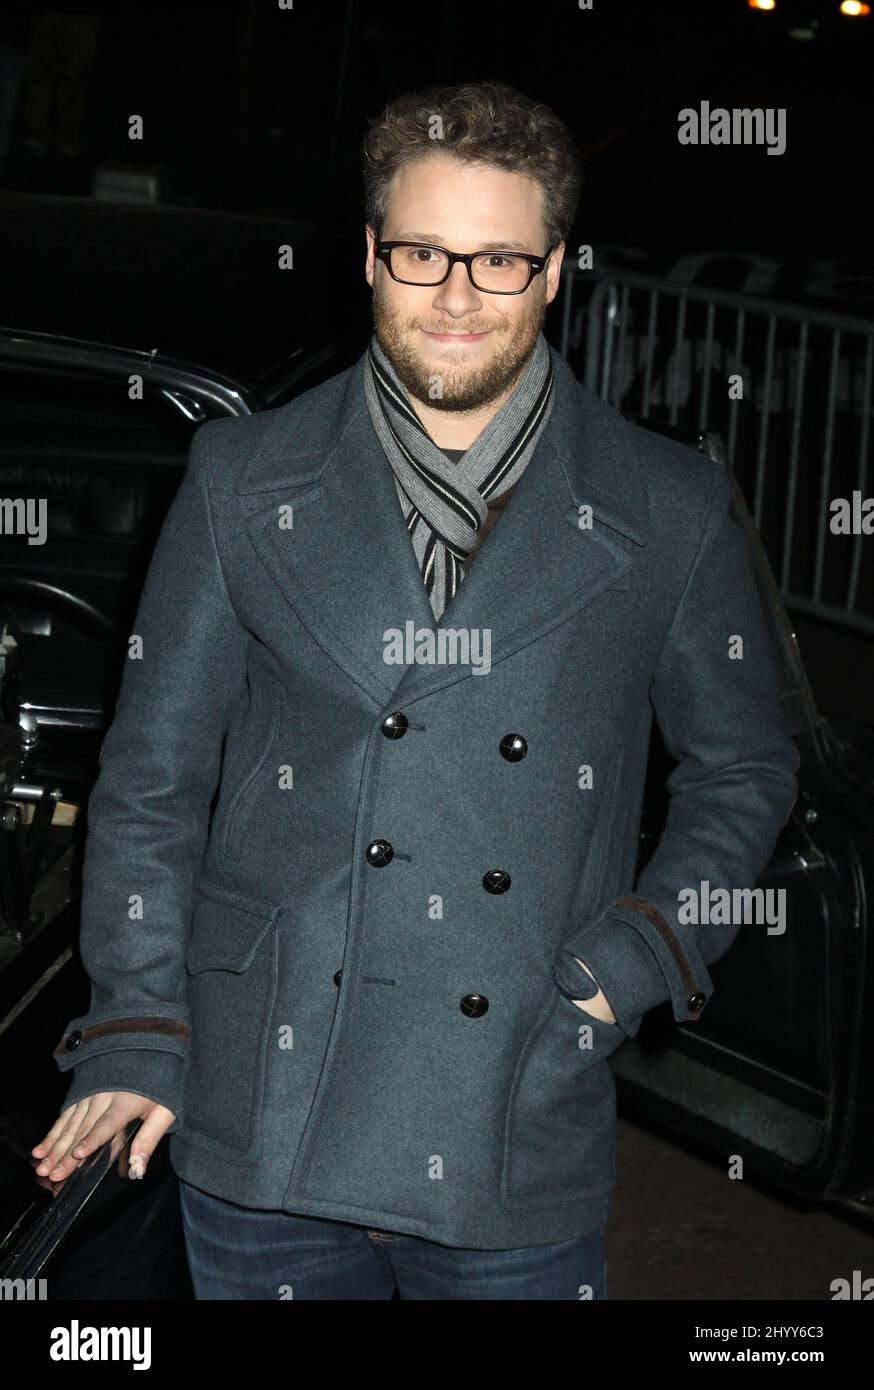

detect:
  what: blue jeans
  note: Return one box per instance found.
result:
[179,1179,608,1301]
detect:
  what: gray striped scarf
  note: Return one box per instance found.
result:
[363,330,555,620]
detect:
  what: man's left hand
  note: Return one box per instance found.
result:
[570,958,617,1024]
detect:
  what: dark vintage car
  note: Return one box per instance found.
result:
[1,193,872,1298]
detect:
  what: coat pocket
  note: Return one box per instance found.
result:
[501,984,626,1209]
[183,878,282,1155]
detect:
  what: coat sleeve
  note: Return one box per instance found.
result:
[555,460,800,1035]
[51,419,248,1131]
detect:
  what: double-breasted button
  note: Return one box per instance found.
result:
[460,994,489,1018]
[482,869,511,894]
[380,712,409,739]
[499,734,528,762]
[65,1029,83,1052]
[333,970,342,987]
[688,991,707,1012]
[366,839,394,867]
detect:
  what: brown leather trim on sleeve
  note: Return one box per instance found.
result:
[616,895,707,1018]
[53,1017,191,1058]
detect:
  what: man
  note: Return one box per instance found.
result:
[34,80,799,1300]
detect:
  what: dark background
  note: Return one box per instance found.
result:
[0,0,871,306]
[2,0,873,1311]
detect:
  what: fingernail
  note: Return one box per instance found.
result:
[72,1146,84,1157]
[128,1151,148,1180]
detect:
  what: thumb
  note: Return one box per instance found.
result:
[122,1104,176,1180]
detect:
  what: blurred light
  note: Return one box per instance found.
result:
[840,2,871,15]
[748,0,776,10]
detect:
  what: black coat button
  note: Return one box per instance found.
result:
[460,994,489,1018]
[333,970,342,986]
[366,839,394,867]
[499,734,528,762]
[482,869,511,894]
[688,991,707,1011]
[65,1030,83,1052]
[380,712,409,739]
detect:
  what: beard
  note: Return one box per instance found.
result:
[371,284,547,413]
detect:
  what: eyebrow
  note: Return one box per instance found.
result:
[390,231,535,252]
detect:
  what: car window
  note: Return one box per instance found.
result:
[0,362,200,650]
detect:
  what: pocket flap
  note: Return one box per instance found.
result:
[186,878,282,974]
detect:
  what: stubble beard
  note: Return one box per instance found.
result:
[371,285,547,413]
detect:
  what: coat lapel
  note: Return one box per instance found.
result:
[241,348,650,709]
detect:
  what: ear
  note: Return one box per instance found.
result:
[364,223,378,288]
[544,240,565,305]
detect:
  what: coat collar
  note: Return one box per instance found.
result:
[241,346,650,709]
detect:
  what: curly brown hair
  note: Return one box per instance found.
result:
[361,79,582,252]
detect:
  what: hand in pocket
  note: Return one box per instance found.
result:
[569,957,617,1024]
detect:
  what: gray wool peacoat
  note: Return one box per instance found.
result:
[53,341,800,1250]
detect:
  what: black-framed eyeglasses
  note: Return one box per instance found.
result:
[375,240,553,295]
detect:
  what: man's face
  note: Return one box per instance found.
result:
[364,155,564,413]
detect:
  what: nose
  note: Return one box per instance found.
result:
[431,260,484,317]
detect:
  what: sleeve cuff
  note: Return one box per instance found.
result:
[555,910,664,1036]
[53,1010,190,1071]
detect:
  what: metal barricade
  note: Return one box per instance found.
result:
[557,263,874,635]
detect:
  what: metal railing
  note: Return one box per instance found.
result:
[557,263,874,636]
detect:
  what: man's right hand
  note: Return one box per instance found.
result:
[31,1092,177,1183]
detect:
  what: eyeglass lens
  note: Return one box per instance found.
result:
[389,245,533,292]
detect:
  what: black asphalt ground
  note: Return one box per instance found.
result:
[610,1114,874,1301]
